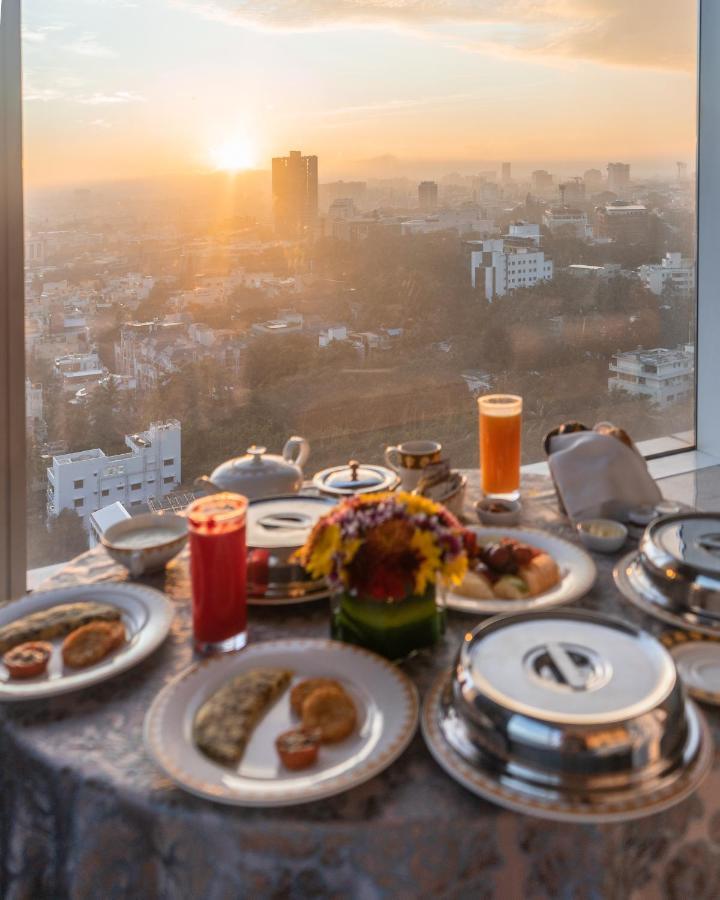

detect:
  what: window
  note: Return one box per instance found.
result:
[163,476,175,485]
[2,0,715,590]
[73,499,83,509]
[163,459,174,467]
[131,482,142,491]
[73,479,84,490]
[101,489,109,497]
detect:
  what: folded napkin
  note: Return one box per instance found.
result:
[548,431,662,522]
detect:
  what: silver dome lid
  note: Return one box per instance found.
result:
[441,610,709,808]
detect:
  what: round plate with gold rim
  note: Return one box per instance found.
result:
[144,639,419,806]
[0,583,173,702]
[445,526,596,615]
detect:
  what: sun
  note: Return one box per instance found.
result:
[209,137,257,172]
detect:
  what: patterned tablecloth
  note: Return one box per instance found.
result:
[2,473,720,900]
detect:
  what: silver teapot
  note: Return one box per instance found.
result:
[196,437,310,500]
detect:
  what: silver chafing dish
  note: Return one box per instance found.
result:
[423,610,712,822]
[246,494,335,603]
[615,513,720,634]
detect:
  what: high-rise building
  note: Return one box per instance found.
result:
[583,169,603,192]
[531,170,554,194]
[501,162,512,183]
[559,178,585,204]
[418,181,438,212]
[607,162,631,195]
[272,150,318,236]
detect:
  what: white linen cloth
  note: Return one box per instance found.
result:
[547,430,662,522]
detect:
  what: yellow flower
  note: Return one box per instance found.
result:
[442,553,468,586]
[304,522,342,579]
[410,529,442,595]
[398,492,442,518]
[343,537,363,564]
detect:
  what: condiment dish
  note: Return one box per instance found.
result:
[475,497,522,527]
[575,518,627,553]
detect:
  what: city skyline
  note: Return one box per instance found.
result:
[22,0,697,188]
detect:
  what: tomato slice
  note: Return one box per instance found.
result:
[275,729,320,770]
[3,641,53,679]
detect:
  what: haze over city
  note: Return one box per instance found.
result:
[23,0,697,188]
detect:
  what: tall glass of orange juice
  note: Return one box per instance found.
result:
[478,394,522,498]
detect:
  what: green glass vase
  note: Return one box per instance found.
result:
[330,584,445,661]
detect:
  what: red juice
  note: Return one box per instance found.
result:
[187,493,248,653]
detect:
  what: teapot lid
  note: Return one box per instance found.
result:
[313,460,400,496]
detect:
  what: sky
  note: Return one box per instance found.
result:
[21,0,698,187]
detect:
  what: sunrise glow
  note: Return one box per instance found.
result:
[209,137,258,173]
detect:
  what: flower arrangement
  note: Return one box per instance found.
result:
[296,492,469,602]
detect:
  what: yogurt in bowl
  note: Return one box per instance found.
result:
[102,513,188,576]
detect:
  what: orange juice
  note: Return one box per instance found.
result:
[478,395,522,497]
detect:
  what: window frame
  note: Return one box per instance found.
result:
[1,0,718,599]
[0,0,26,601]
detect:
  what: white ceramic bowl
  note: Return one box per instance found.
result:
[475,498,522,527]
[576,518,628,554]
[102,513,188,576]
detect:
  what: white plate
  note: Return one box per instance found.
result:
[445,526,597,615]
[144,639,419,807]
[671,641,720,706]
[0,583,174,702]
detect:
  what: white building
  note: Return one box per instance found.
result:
[46,421,181,530]
[251,311,304,337]
[470,239,554,299]
[608,345,694,408]
[639,253,696,298]
[543,207,590,239]
[318,325,348,348]
[400,209,494,237]
[507,222,540,246]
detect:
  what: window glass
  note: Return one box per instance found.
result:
[22,0,698,569]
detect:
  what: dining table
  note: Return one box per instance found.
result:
[2,468,720,900]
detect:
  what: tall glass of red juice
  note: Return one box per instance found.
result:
[187,492,248,654]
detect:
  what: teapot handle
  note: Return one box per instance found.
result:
[283,436,310,471]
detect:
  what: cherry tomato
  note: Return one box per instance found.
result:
[3,641,52,679]
[275,729,320,770]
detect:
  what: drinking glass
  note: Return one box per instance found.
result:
[187,492,248,654]
[478,394,522,499]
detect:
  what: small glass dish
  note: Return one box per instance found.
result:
[576,518,628,553]
[475,497,522,527]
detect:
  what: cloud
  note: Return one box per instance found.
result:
[24,86,66,102]
[76,91,146,105]
[22,24,66,44]
[24,85,145,105]
[323,93,472,118]
[173,0,696,71]
[64,33,118,58]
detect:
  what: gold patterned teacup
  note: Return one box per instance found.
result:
[384,441,443,491]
